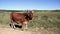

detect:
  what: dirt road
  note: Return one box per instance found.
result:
[0,28,33,34]
[0,24,60,34]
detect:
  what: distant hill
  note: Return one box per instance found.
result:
[0,10,60,12]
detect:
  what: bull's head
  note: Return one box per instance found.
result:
[27,10,34,20]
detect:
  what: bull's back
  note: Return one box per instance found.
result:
[10,12,26,23]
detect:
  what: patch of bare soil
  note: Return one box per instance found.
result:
[0,24,60,34]
[0,28,32,34]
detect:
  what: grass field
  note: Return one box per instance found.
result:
[0,10,60,34]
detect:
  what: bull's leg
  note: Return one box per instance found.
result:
[11,23,15,29]
[24,21,28,30]
[22,22,28,31]
[11,20,15,29]
[26,24,28,29]
[22,24,25,31]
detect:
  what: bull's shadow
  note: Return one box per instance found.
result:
[10,24,22,28]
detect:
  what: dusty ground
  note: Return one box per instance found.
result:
[0,24,36,34]
[0,28,33,34]
[0,27,60,34]
[0,24,60,34]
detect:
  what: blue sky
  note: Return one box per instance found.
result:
[0,0,60,10]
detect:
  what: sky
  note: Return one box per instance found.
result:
[0,0,60,10]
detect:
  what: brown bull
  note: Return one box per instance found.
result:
[10,11,34,30]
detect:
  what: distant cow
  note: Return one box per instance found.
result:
[10,11,34,30]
